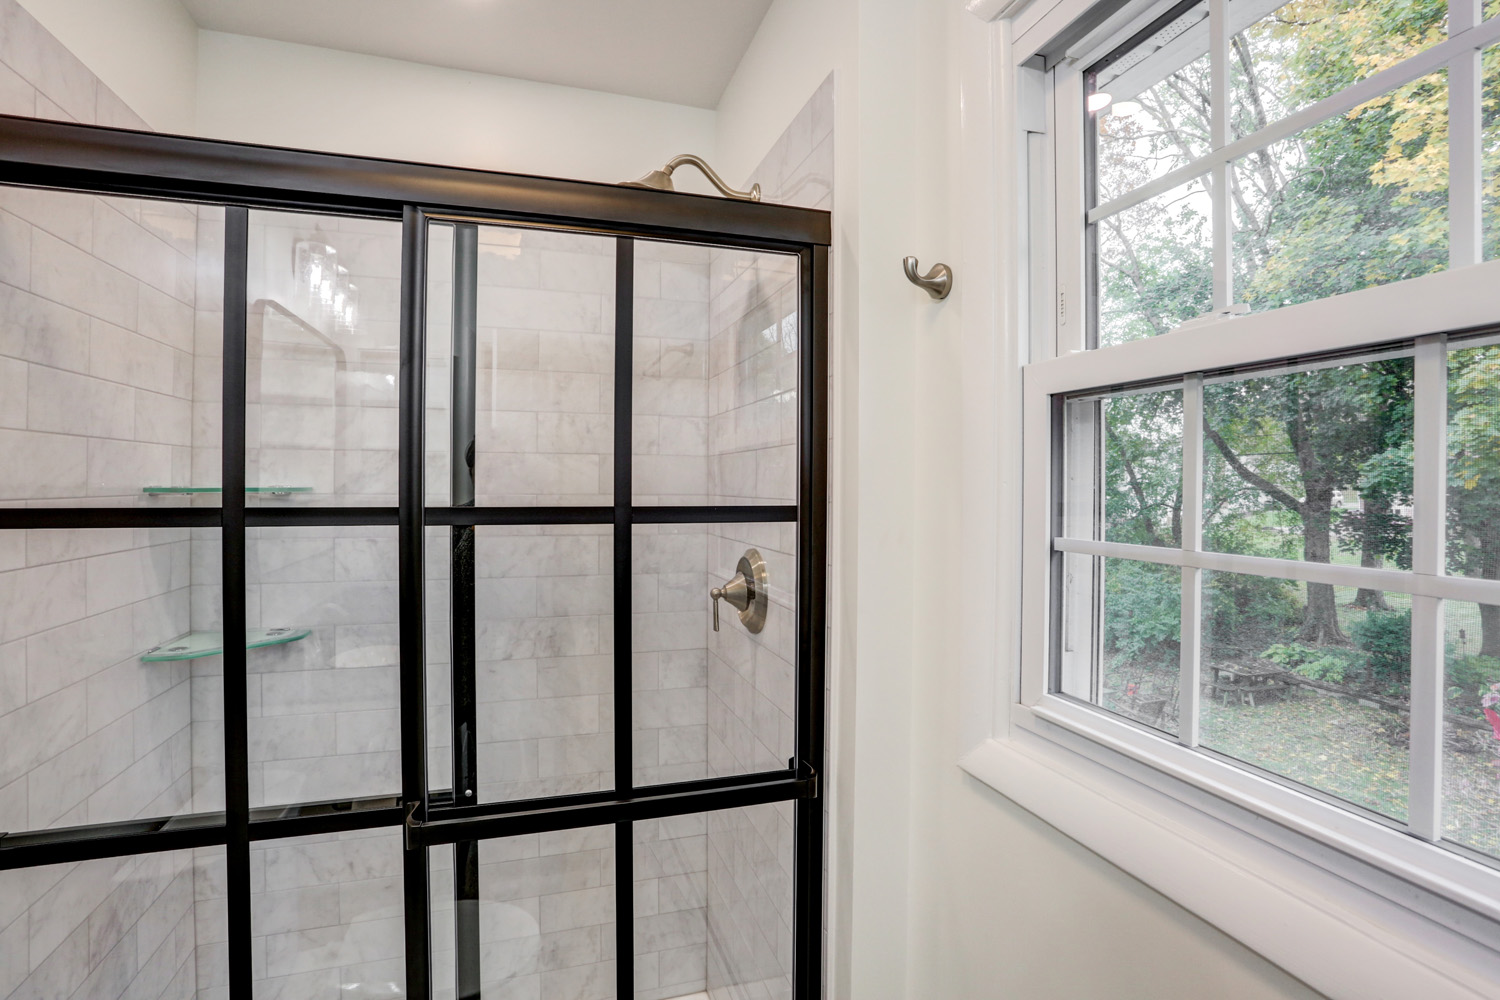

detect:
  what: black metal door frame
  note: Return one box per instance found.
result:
[0,115,830,1000]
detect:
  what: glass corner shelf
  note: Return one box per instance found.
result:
[141,627,311,662]
[142,486,313,495]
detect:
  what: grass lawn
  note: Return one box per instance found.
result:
[1202,688,1500,857]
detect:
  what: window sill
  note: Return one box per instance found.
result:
[959,712,1500,1000]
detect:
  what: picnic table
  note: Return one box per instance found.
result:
[1206,663,1291,707]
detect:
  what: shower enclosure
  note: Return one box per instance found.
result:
[0,115,828,1000]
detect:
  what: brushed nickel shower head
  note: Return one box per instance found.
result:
[621,153,760,202]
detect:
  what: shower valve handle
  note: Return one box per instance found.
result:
[709,550,769,635]
[710,574,748,633]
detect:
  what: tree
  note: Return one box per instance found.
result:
[1104,390,1184,547]
[1204,364,1409,643]
[1448,346,1500,656]
[1094,0,1445,650]
[1335,359,1415,608]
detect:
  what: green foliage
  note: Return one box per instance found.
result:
[1203,572,1301,654]
[1351,608,1412,681]
[1446,347,1500,610]
[1260,642,1363,684]
[1103,559,1180,669]
[1094,0,1454,659]
[1445,653,1500,710]
[1103,391,1184,546]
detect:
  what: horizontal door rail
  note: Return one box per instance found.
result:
[0,770,811,870]
[0,504,803,531]
[0,115,831,248]
[409,772,815,848]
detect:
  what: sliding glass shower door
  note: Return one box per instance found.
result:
[0,114,828,1000]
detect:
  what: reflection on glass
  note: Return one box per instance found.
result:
[244,526,400,808]
[633,522,797,785]
[1201,573,1408,820]
[1232,72,1448,315]
[426,223,617,508]
[1448,340,1500,581]
[1059,556,1182,735]
[0,527,218,833]
[425,523,614,805]
[252,830,405,999]
[1065,388,1185,547]
[1228,0,1446,142]
[246,211,404,505]
[1443,602,1500,859]
[1088,2,1210,204]
[0,186,220,504]
[633,241,800,506]
[1094,175,1213,346]
[636,804,793,1000]
[1102,558,1180,733]
[0,847,225,1000]
[429,827,614,1000]
[1203,353,1414,588]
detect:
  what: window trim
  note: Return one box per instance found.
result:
[957,1,1500,993]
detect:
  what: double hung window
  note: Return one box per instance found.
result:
[1015,0,1500,949]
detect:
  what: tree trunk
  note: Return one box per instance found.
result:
[1353,497,1390,610]
[1482,531,1500,658]
[1300,486,1348,644]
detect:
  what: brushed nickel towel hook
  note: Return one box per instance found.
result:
[903,256,952,300]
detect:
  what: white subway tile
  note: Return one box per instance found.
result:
[27,364,135,437]
[29,228,138,328]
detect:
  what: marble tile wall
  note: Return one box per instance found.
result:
[0,5,210,998]
[702,74,834,1000]
[186,209,407,999]
[430,826,618,1000]
[191,829,405,1000]
[0,849,214,1000]
[241,212,404,506]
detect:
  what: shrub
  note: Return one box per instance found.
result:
[1103,559,1180,670]
[1261,642,1363,684]
[1352,608,1412,682]
[1204,572,1301,654]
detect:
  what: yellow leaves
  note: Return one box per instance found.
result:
[1362,73,1448,196]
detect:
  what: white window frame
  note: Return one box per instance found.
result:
[958,0,1500,995]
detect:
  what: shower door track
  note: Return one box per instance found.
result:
[0,114,830,1000]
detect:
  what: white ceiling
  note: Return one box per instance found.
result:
[177,0,774,109]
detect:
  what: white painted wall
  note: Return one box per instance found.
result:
[193,31,718,190]
[712,1,1328,998]
[712,0,843,190]
[16,0,197,134]
[8,0,1340,993]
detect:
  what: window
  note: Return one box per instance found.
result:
[996,0,1500,975]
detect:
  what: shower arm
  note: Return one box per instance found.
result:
[621,153,761,202]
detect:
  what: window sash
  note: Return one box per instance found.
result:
[1022,260,1500,902]
[1048,330,1489,853]
[1080,0,1499,336]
